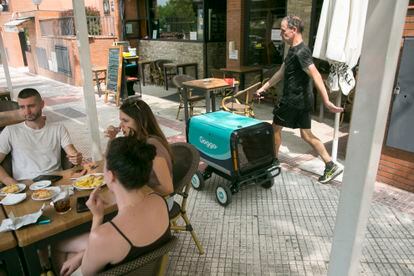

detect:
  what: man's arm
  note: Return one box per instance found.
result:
[0,153,18,185]
[256,63,285,95]
[305,64,344,113]
[63,144,83,166]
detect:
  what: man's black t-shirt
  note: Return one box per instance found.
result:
[281,42,314,110]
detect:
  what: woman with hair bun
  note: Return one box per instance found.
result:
[105,99,174,201]
[53,137,171,276]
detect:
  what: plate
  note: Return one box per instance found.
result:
[202,78,212,83]
[1,193,27,205]
[73,173,105,190]
[0,183,26,196]
[30,180,52,191]
[31,187,60,201]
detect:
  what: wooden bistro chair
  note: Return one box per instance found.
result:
[98,236,177,276]
[169,142,205,255]
[151,59,173,86]
[0,101,22,131]
[221,82,261,117]
[172,75,204,120]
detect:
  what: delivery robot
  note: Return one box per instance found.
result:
[187,111,281,206]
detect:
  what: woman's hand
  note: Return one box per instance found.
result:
[86,187,107,219]
[60,252,83,276]
[104,125,120,140]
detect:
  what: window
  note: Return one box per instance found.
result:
[149,0,203,40]
[55,45,71,76]
[245,0,286,67]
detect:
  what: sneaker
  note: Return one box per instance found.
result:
[318,163,343,183]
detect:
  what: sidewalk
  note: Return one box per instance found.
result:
[1,68,413,275]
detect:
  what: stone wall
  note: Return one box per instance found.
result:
[138,40,205,78]
[287,0,313,45]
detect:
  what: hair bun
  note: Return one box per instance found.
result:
[131,140,156,163]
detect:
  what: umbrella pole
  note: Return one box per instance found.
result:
[0,31,13,98]
[331,91,341,162]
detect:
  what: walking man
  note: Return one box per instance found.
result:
[256,15,343,183]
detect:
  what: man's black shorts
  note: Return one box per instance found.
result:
[272,103,311,129]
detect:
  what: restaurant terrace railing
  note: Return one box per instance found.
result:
[39,16,115,37]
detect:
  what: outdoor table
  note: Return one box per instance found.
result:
[138,60,154,87]
[0,208,24,275]
[2,162,117,275]
[220,66,263,90]
[163,62,198,90]
[182,78,232,124]
[0,109,24,128]
[92,66,107,97]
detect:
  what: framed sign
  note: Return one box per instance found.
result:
[105,46,123,106]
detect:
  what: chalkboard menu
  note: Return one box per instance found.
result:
[106,46,123,105]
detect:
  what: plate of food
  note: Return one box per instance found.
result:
[30,180,52,191]
[0,193,27,205]
[73,174,105,190]
[31,187,60,201]
[0,183,26,196]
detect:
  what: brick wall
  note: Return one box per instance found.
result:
[378,147,414,193]
[138,40,205,77]
[226,0,244,67]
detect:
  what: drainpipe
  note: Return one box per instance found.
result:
[328,0,409,275]
[72,0,103,162]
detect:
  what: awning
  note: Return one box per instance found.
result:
[3,17,33,33]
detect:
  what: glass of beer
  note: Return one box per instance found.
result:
[53,190,71,214]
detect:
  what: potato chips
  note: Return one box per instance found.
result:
[73,175,104,189]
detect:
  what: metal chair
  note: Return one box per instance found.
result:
[172,75,205,120]
[169,142,204,254]
[221,82,261,117]
[98,236,177,276]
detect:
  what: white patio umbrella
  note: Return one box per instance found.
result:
[313,0,369,161]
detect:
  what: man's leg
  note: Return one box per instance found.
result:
[299,128,331,163]
[300,128,343,183]
[272,124,283,158]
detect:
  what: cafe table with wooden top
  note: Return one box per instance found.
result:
[0,207,24,275]
[2,162,117,275]
[182,78,234,124]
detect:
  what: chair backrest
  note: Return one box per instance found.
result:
[170,142,200,194]
[172,74,195,91]
[0,101,19,112]
[98,236,177,276]
[0,148,73,178]
[0,101,20,131]
[155,59,173,72]
[234,82,262,105]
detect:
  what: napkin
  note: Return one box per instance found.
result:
[0,204,45,232]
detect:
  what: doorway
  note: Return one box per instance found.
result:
[18,31,28,66]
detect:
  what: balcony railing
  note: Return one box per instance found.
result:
[40,16,115,37]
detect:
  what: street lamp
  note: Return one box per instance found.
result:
[32,0,42,10]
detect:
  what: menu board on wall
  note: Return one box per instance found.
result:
[106,46,122,95]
